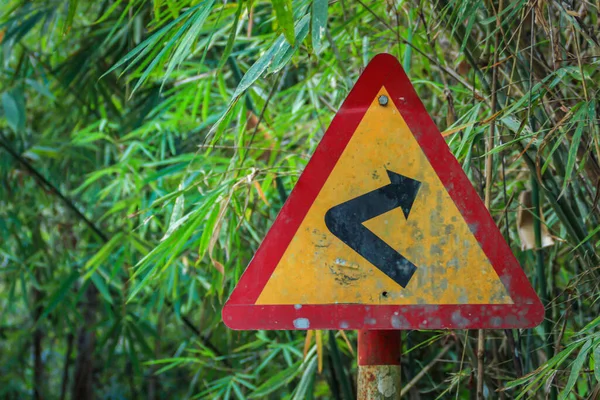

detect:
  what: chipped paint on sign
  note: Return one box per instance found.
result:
[293,318,310,329]
[256,87,511,306]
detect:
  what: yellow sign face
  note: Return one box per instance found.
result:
[256,88,512,306]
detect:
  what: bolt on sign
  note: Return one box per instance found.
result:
[222,53,544,331]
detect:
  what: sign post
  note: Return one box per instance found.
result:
[357,330,402,399]
[222,53,543,397]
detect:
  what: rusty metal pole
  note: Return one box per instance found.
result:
[357,330,402,399]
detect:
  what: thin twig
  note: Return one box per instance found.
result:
[401,344,453,397]
[358,0,485,99]
[0,132,108,242]
[238,68,287,169]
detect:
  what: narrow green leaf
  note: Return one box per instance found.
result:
[570,223,600,253]
[256,348,281,374]
[559,339,593,400]
[270,14,310,73]
[94,0,125,24]
[64,0,79,33]
[311,0,327,55]
[83,232,125,279]
[38,271,79,322]
[231,382,245,400]
[207,45,281,139]
[249,361,302,398]
[127,319,154,357]
[25,79,55,100]
[594,344,600,383]
[403,10,417,72]
[197,203,221,260]
[581,315,600,334]
[234,40,282,97]
[126,329,142,375]
[130,16,196,94]
[293,351,317,400]
[218,1,244,70]
[246,0,255,14]
[2,91,24,133]
[273,0,295,46]
[163,185,186,240]
[100,4,200,79]
[562,104,587,192]
[90,273,114,305]
[98,319,122,349]
[162,0,215,88]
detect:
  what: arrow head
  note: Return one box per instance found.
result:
[324,169,422,288]
[385,170,421,218]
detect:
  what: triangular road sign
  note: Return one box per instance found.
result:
[223,53,544,330]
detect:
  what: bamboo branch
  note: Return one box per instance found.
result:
[0,132,108,242]
[477,0,503,397]
[359,0,485,98]
[0,131,231,367]
[400,344,453,397]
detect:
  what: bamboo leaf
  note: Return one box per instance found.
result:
[63,0,79,33]
[163,185,185,240]
[594,344,600,383]
[162,0,215,90]
[293,349,317,400]
[562,104,587,193]
[311,0,327,55]
[38,271,79,322]
[90,272,114,305]
[83,232,125,279]
[2,91,25,133]
[270,14,310,73]
[249,361,302,398]
[94,0,125,24]
[101,4,202,80]
[559,339,593,399]
[218,1,244,70]
[127,319,154,357]
[272,0,295,46]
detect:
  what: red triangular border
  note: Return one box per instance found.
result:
[223,53,544,330]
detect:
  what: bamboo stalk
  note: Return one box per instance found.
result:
[477,1,503,398]
[531,176,556,400]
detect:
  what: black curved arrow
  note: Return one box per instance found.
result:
[324,170,421,288]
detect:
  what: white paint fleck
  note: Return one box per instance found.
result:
[334,258,359,269]
[451,311,470,327]
[294,304,302,310]
[377,366,397,397]
[293,318,310,329]
[340,321,349,329]
[378,376,396,396]
[391,315,408,329]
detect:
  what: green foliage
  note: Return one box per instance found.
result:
[272,0,295,46]
[1,0,600,399]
